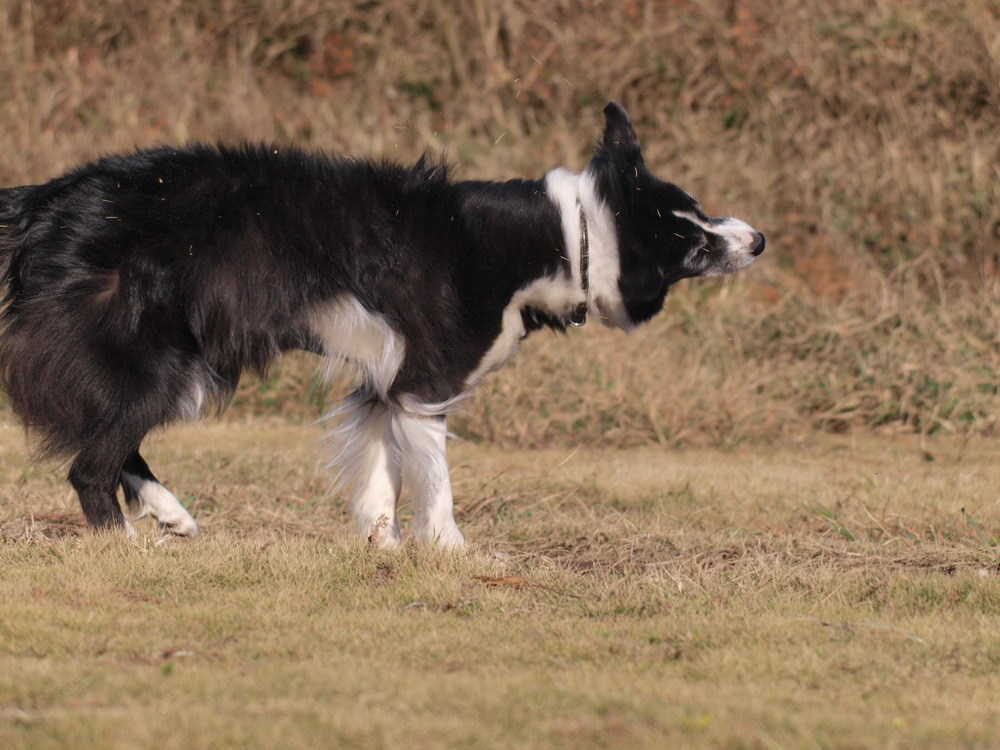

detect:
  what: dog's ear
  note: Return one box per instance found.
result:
[601,102,643,165]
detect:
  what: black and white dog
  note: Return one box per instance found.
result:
[0,102,763,548]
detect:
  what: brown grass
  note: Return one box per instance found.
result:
[3,7,1000,745]
[2,0,996,273]
[3,422,1000,749]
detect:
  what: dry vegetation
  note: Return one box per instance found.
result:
[1,0,998,445]
[2,1,1000,748]
[3,423,1000,749]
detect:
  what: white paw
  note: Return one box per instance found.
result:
[364,513,402,549]
[122,474,200,537]
[156,513,199,538]
[411,520,466,550]
[432,528,466,551]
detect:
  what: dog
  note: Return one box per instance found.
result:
[0,102,763,548]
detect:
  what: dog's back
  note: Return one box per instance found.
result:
[0,147,440,450]
[0,185,34,280]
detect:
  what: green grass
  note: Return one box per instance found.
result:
[3,421,1000,748]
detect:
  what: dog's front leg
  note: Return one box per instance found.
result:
[393,410,465,550]
[330,398,403,548]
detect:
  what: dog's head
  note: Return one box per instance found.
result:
[588,102,764,325]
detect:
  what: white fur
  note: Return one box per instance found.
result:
[576,170,631,329]
[465,274,580,387]
[322,396,403,548]
[177,380,209,421]
[320,393,465,548]
[121,473,200,537]
[312,294,470,547]
[544,168,589,300]
[392,403,465,549]
[310,294,405,399]
[544,168,630,330]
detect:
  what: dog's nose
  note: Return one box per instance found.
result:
[750,232,765,256]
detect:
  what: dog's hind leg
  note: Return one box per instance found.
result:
[392,408,465,550]
[120,451,199,537]
[326,394,403,548]
[68,442,135,535]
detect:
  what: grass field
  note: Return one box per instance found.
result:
[3,421,1000,749]
[2,0,1000,747]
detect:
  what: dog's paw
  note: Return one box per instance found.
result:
[366,513,402,549]
[411,520,466,551]
[432,528,466,551]
[155,513,199,538]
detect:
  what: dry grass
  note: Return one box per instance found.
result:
[2,4,1000,747]
[4,0,996,444]
[3,421,1000,749]
[1,0,996,274]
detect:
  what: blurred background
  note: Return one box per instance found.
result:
[1,0,998,448]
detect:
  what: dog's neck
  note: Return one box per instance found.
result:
[544,168,631,330]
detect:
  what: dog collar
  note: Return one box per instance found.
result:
[570,199,589,326]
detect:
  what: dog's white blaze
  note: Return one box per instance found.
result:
[676,211,757,247]
[121,473,200,537]
[712,216,759,246]
[310,294,405,399]
[392,403,465,549]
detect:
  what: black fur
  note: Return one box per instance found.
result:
[0,102,763,535]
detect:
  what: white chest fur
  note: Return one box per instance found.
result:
[464,274,582,387]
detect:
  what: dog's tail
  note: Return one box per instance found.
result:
[0,185,34,291]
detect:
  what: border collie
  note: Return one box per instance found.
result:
[0,102,763,548]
